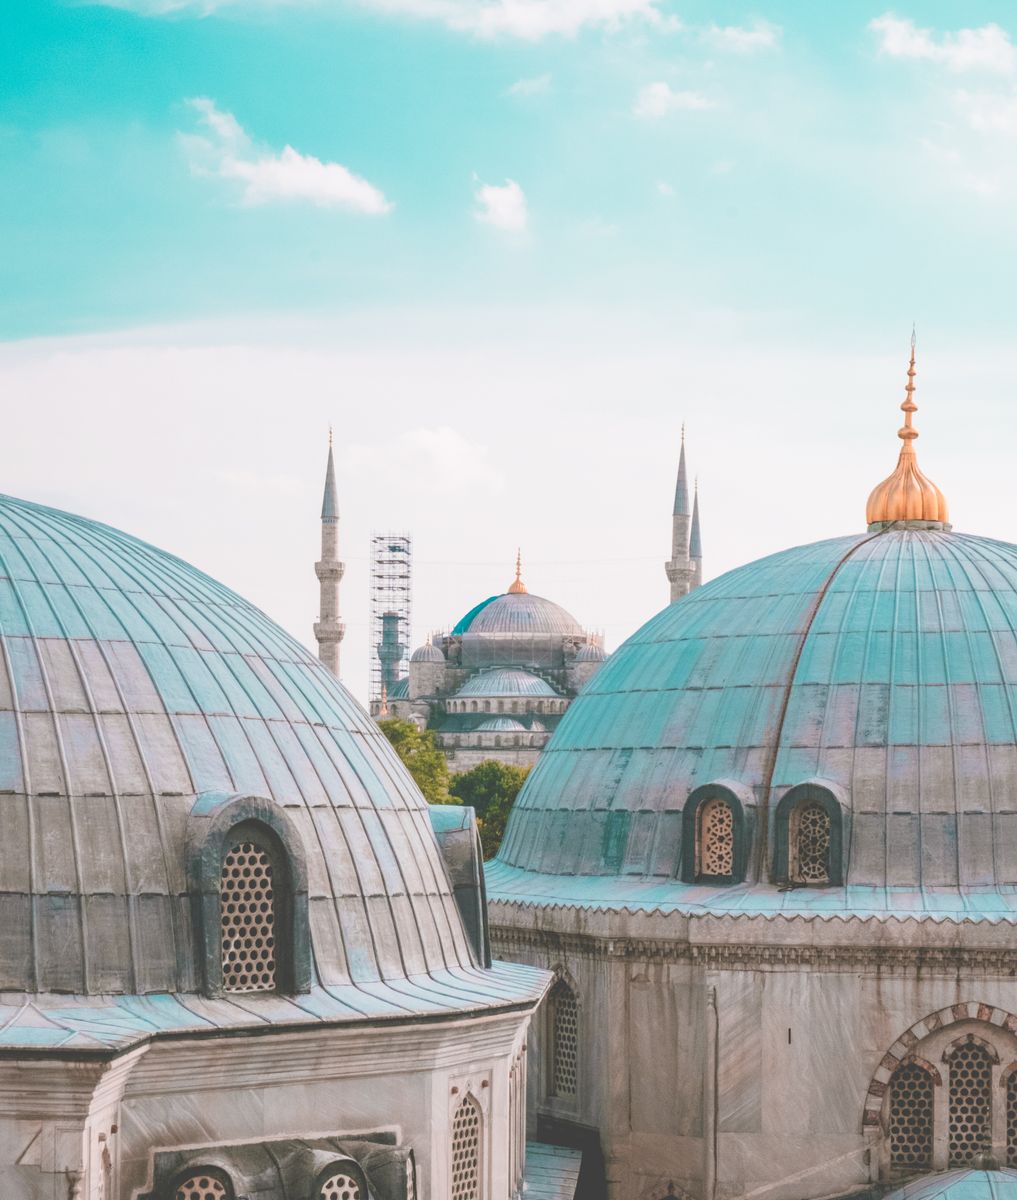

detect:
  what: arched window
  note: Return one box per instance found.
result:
[173,1171,233,1200]
[1007,1068,1017,1166]
[451,1094,482,1200]
[549,978,579,1099]
[889,1061,935,1169]
[221,837,278,993]
[696,797,734,880]
[948,1040,994,1165]
[484,700,491,712]
[792,802,832,884]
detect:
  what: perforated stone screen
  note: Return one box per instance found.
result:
[949,1042,993,1165]
[889,1062,934,1169]
[551,982,578,1097]
[320,1170,362,1200]
[176,1175,228,1200]
[1008,1072,1017,1165]
[699,798,734,878]
[451,1095,481,1200]
[794,803,831,883]
[221,840,277,993]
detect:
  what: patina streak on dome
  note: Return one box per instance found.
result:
[0,494,475,996]
[495,528,1017,906]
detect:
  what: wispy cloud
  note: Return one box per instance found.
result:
[506,73,552,96]
[104,0,678,38]
[702,20,780,53]
[474,177,528,231]
[179,96,392,212]
[869,14,1017,74]
[633,82,714,119]
[656,180,675,197]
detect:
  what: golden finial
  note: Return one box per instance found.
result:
[508,548,527,594]
[865,332,949,529]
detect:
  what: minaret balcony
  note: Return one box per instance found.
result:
[315,560,346,581]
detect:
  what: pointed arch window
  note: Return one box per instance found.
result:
[696,796,735,881]
[889,1060,936,1169]
[451,1094,482,1200]
[947,1039,995,1165]
[548,978,579,1099]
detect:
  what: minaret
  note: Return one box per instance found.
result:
[690,480,703,591]
[665,428,695,602]
[314,431,346,677]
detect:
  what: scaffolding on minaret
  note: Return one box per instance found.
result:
[369,534,412,703]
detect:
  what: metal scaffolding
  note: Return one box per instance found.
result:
[369,534,412,702]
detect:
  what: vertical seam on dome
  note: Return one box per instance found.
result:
[757,533,882,883]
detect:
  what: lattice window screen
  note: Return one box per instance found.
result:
[889,1062,934,1169]
[1007,1071,1017,1166]
[698,798,734,878]
[319,1170,362,1200]
[221,840,278,993]
[551,982,578,1098]
[949,1042,994,1165]
[451,1095,482,1200]
[793,803,831,883]
[176,1176,228,1200]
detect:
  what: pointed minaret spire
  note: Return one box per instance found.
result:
[690,479,703,590]
[665,426,695,602]
[314,433,346,677]
[507,548,528,594]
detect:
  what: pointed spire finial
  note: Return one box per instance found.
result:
[329,424,333,448]
[865,331,949,528]
[508,548,527,594]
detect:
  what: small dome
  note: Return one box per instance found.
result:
[884,1170,1017,1200]
[456,669,558,698]
[0,493,477,999]
[410,642,444,663]
[466,592,583,637]
[388,676,409,698]
[574,642,606,662]
[475,717,528,733]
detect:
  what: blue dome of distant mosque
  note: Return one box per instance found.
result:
[488,527,1017,920]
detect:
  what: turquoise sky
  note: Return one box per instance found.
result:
[5,2,1017,699]
[6,1,1017,341]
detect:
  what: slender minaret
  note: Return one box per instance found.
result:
[690,480,703,591]
[665,428,696,602]
[314,431,345,677]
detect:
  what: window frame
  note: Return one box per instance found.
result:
[772,780,847,887]
[680,781,754,884]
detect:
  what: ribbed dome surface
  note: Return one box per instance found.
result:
[495,528,1017,907]
[465,592,582,637]
[0,495,475,996]
[410,642,444,662]
[456,669,558,697]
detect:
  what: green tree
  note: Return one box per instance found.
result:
[450,761,531,859]
[378,718,451,805]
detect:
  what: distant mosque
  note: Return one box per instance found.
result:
[311,432,704,773]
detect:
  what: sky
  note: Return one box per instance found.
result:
[5,1,1017,701]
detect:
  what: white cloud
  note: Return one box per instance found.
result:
[956,88,1017,135]
[474,177,528,231]
[180,96,392,213]
[656,180,675,196]
[703,20,780,53]
[869,14,1017,74]
[507,73,552,96]
[345,426,506,494]
[101,0,679,38]
[633,82,714,119]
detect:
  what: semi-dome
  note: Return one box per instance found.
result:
[456,669,558,698]
[410,641,444,662]
[0,493,543,1039]
[475,717,528,733]
[574,642,606,662]
[491,526,1017,918]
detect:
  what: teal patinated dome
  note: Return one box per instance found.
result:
[489,528,1017,918]
[0,494,543,1045]
[456,668,559,697]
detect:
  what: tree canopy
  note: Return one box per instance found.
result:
[450,760,530,859]
[378,718,450,806]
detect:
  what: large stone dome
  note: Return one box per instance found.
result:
[463,591,583,637]
[490,527,1017,918]
[0,494,543,1039]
